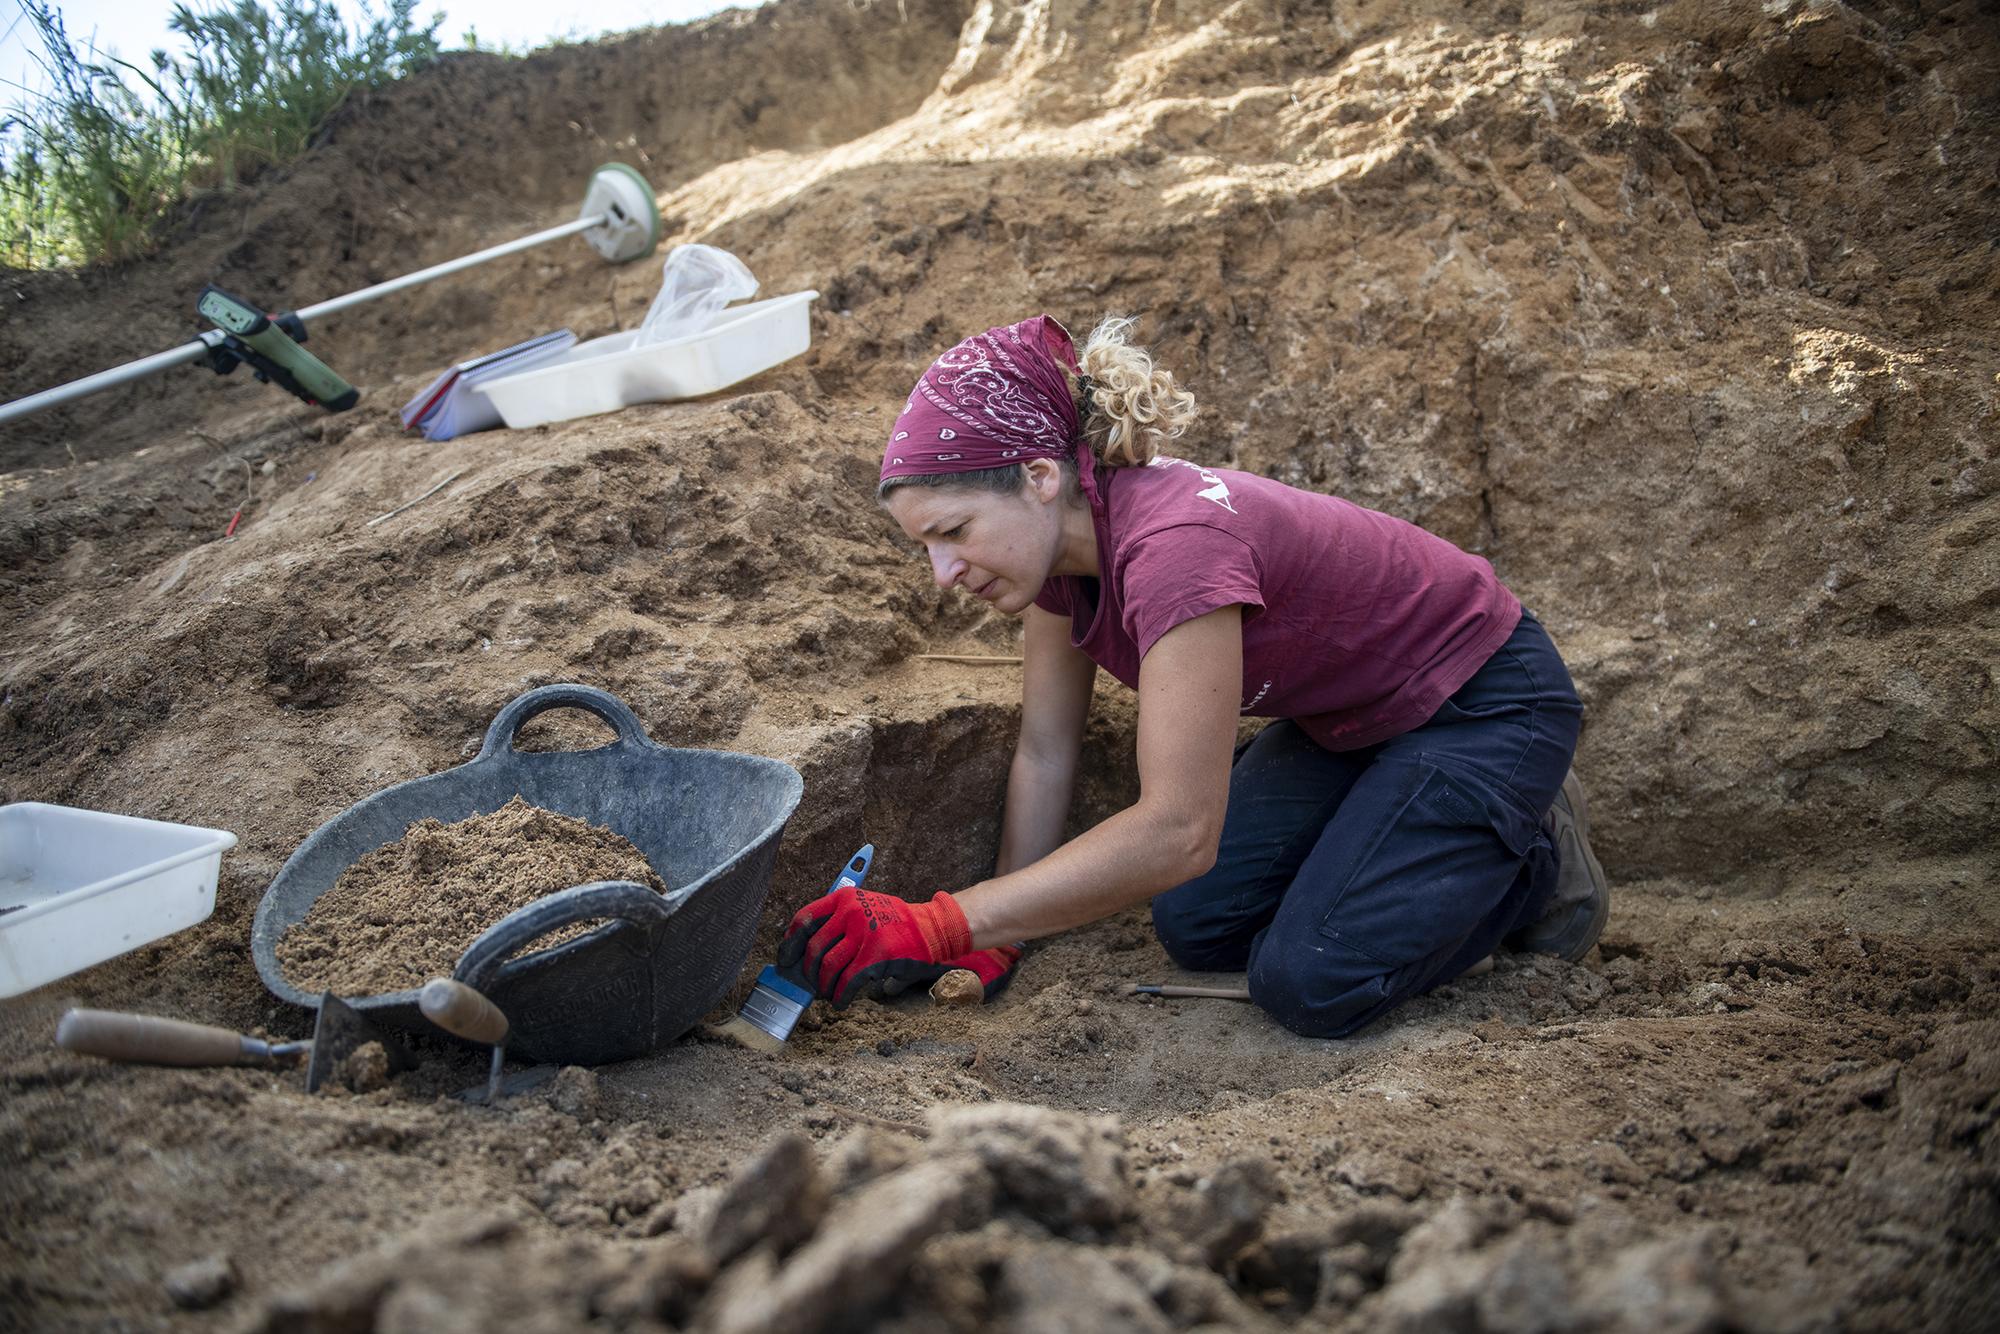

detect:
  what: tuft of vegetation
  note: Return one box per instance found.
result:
[1,0,443,268]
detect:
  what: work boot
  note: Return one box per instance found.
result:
[1515,767,1609,962]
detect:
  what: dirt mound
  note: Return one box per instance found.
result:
[1,0,1996,1329]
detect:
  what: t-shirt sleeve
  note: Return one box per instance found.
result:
[1118,524,1265,658]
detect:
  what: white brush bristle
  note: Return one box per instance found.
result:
[709,1012,786,1054]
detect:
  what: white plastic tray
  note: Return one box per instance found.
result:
[0,802,237,998]
[481,289,819,429]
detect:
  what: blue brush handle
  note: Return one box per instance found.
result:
[829,843,874,893]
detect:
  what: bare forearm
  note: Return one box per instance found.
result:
[961,606,1239,953]
[957,801,1216,948]
[995,751,1076,878]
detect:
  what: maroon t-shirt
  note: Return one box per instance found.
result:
[1033,457,1523,750]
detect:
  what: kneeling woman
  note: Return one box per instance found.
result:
[780,315,1608,1038]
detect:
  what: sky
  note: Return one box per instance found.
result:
[1,0,763,105]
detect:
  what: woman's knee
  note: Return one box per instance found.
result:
[1246,942,1394,1039]
[1151,890,1251,972]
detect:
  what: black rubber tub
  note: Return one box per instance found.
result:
[250,684,804,1065]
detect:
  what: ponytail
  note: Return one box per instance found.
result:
[1074,316,1198,468]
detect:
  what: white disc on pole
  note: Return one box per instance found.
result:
[581,163,661,263]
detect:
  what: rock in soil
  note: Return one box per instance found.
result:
[930,968,986,1007]
[163,1255,236,1310]
[321,1040,390,1095]
[546,1065,601,1119]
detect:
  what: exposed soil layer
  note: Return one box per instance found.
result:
[1,0,1996,1331]
[276,797,664,995]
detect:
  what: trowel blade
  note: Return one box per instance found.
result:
[454,1064,558,1103]
[305,992,418,1093]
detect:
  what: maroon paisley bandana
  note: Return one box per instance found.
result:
[880,315,1103,509]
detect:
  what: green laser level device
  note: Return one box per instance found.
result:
[197,284,359,412]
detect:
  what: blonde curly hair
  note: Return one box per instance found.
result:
[1073,316,1199,468]
[876,315,1198,502]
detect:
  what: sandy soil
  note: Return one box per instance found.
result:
[276,797,664,995]
[2,0,1996,1329]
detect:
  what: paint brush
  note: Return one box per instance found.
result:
[712,844,874,1053]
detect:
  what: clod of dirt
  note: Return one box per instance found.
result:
[1109,1248,1277,1331]
[275,797,664,994]
[242,1210,530,1332]
[933,1103,1129,1233]
[1235,1202,1419,1309]
[589,1236,714,1326]
[994,1241,1173,1334]
[546,1065,601,1119]
[666,1185,724,1242]
[531,1125,671,1231]
[1173,1157,1282,1270]
[704,1131,830,1267]
[1572,1234,1731,1334]
[825,1126,918,1194]
[164,1255,237,1310]
[320,1040,390,1095]
[1362,1198,1743,1334]
[929,968,986,1007]
[706,1155,996,1334]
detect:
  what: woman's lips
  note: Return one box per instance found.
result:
[974,578,999,600]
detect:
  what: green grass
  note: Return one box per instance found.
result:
[1,1,443,268]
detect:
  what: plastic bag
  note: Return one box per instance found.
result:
[635,244,760,347]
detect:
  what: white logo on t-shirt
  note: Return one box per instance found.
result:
[1150,455,1237,514]
[1242,679,1273,713]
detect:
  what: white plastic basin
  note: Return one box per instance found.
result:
[0,802,237,998]
[481,289,819,429]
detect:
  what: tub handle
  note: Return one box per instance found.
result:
[475,683,654,760]
[455,878,676,990]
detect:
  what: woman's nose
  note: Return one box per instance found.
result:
[929,547,964,590]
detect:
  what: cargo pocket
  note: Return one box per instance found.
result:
[1314,756,1548,968]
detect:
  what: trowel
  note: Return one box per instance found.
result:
[56,990,414,1091]
[302,991,418,1092]
[419,977,556,1103]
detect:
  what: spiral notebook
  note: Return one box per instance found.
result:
[400,329,577,441]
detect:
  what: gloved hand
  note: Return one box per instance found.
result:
[870,945,1026,1002]
[937,945,1023,1000]
[847,944,1024,1005]
[776,885,973,1008]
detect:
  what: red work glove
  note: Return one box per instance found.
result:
[845,944,1025,1004]
[776,886,973,1008]
[937,945,1023,1000]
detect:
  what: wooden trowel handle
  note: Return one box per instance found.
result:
[56,1009,260,1066]
[419,978,509,1045]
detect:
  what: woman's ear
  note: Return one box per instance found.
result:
[1025,458,1063,503]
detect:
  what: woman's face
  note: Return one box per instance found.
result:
[884,464,1067,617]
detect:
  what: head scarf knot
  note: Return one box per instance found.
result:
[881,315,1103,512]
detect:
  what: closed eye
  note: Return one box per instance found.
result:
[940,524,966,540]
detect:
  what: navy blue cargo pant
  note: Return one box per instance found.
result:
[1151,610,1581,1038]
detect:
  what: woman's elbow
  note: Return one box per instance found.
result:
[1181,838,1219,884]
[1154,807,1223,883]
